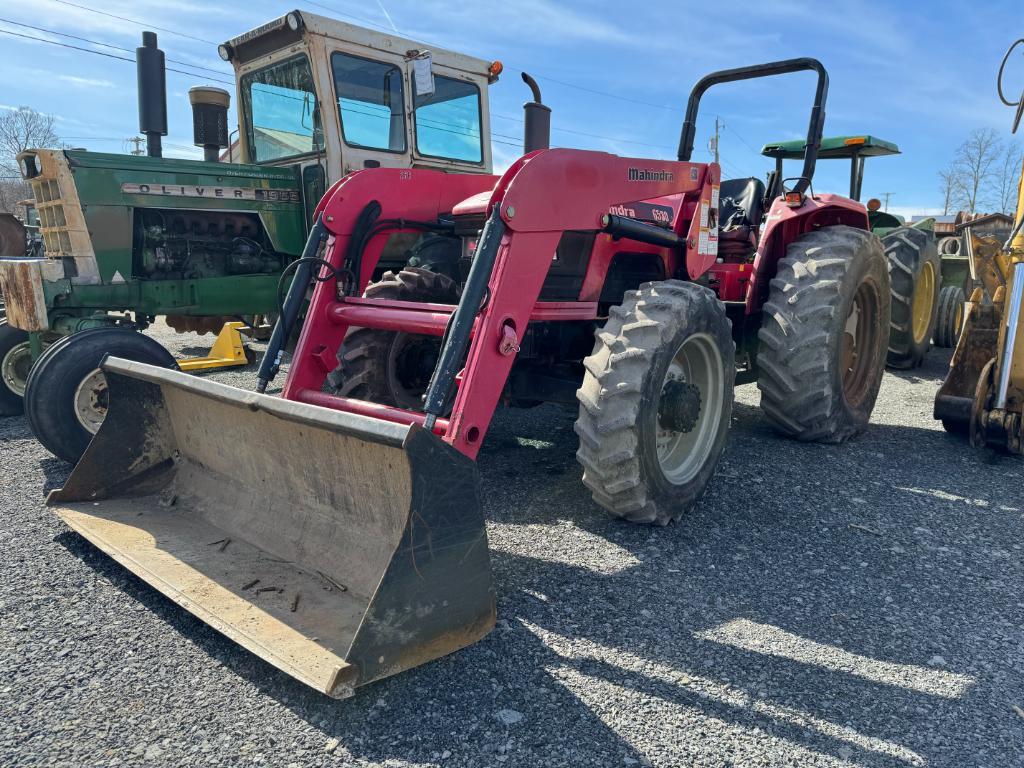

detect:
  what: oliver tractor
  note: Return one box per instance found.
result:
[48,58,891,697]
[0,10,504,463]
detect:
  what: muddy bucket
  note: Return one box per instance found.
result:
[48,358,495,698]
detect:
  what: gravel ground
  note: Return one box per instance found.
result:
[1,323,1022,767]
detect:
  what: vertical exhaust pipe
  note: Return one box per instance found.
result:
[136,31,167,158]
[521,73,550,154]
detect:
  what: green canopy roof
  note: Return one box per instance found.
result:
[761,135,900,160]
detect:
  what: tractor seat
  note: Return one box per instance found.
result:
[719,177,766,236]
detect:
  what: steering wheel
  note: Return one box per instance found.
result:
[997,39,1024,133]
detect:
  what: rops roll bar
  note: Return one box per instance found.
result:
[677,58,828,195]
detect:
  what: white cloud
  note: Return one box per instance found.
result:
[58,75,115,89]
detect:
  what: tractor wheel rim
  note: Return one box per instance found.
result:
[911,261,937,344]
[842,280,881,407]
[73,368,108,434]
[2,340,32,397]
[655,333,723,485]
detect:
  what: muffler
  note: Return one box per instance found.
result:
[48,357,495,698]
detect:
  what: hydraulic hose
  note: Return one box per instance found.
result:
[256,216,327,393]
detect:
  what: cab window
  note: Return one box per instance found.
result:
[241,55,323,162]
[413,75,483,163]
[331,52,406,153]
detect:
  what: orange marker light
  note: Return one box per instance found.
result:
[867,198,882,211]
[489,60,504,78]
[785,192,803,207]
[844,136,867,145]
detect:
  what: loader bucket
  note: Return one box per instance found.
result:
[47,358,495,698]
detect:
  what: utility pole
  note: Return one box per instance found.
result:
[126,136,146,156]
[881,191,894,212]
[708,116,722,165]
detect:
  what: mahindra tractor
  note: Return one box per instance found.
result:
[0,10,505,464]
[48,59,890,698]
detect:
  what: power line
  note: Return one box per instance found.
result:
[0,28,236,86]
[283,2,682,114]
[723,124,763,157]
[39,0,686,141]
[0,17,231,76]
[491,112,674,152]
[0,28,134,63]
[5,5,709,155]
[48,0,218,45]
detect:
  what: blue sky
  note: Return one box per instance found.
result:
[1,0,1021,218]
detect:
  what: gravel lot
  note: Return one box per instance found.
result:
[1,324,1022,767]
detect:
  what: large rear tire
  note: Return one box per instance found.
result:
[575,281,734,526]
[757,225,890,443]
[0,320,30,415]
[326,268,459,409]
[933,285,965,349]
[883,227,940,369]
[24,328,177,463]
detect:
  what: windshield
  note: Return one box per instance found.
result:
[241,55,323,162]
[413,75,482,163]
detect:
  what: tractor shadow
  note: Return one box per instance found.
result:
[49,379,1023,766]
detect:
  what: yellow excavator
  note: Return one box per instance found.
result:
[934,39,1024,453]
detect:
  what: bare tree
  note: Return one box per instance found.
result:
[951,127,1003,214]
[0,106,59,214]
[996,141,1023,215]
[938,163,957,216]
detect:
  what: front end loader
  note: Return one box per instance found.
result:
[933,39,1024,453]
[49,58,891,697]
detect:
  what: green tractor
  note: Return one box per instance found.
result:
[762,134,943,368]
[0,10,505,462]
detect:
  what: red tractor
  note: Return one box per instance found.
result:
[269,57,889,523]
[50,58,890,697]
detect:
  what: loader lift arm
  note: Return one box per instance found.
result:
[282,150,718,458]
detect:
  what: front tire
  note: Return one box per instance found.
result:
[24,328,177,463]
[326,268,459,409]
[575,281,734,526]
[883,227,940,369]
[757,225,890,443]
[0,320,30,415]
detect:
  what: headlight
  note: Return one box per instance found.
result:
[286,12,302,31]
[217,44,232,62]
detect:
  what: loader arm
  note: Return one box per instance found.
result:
[283,149,718,458]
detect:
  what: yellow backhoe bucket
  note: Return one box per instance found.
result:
[48,358,495,698]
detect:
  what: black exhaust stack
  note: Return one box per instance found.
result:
[521,73,550,153]
[136,32,167,158]
[189,87,231,162]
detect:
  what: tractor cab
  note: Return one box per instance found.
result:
[761,134,902,231]
[219,10,501,209]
